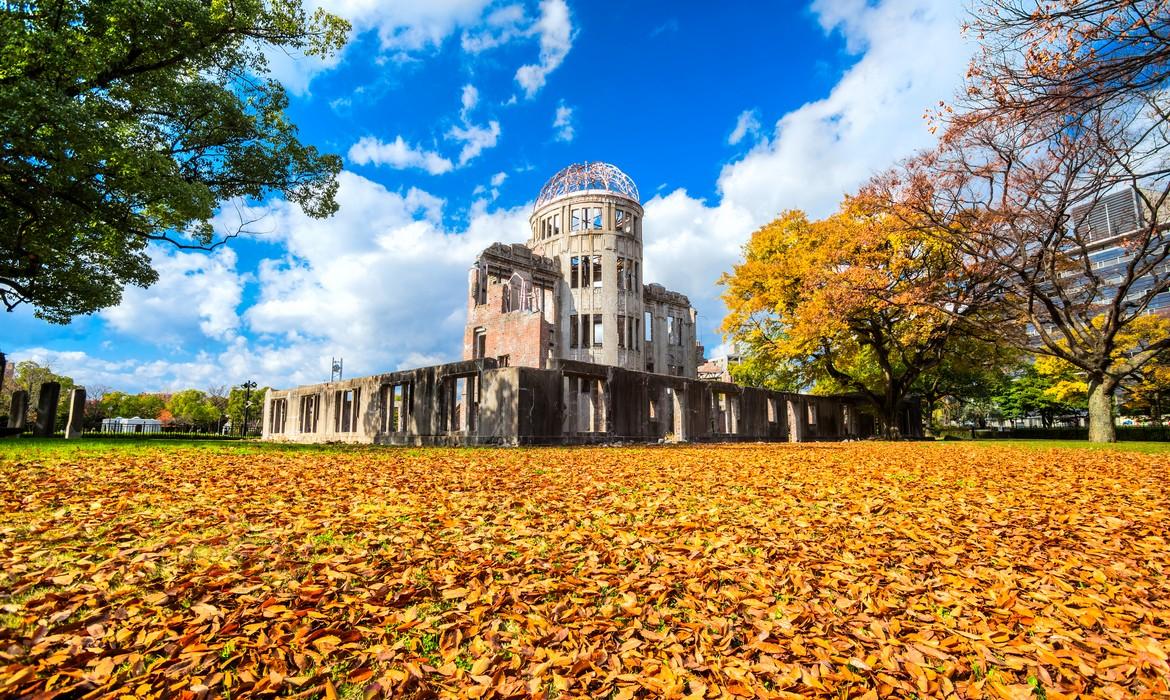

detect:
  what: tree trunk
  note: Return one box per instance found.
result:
[1086,379,1116,443]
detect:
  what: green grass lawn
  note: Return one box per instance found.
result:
[3,435,1169,459]
[937,437,1170,453]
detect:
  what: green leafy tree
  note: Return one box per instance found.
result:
[227,386,268,434]
[728,353,802,392]
[1,0,348,322]
[100,391,165,420]
[166,389,221,429]
[993,365,1085,429]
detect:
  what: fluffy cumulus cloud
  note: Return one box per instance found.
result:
[643,0,973,350]
[461,3,528,53]
[100,247,244,348]
[515,0,574,98]
[240,171,527,382]
[347,135,455,175]
[552,102,574,142]
[24,172,531,392]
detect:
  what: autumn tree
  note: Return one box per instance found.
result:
[875,0,1170,441]
[0,0,348,322]
[721,203,1001,437]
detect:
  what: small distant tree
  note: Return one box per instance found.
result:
[166,389,221,431]
[227,386,268,434]
[993,364,1085,429]
[101,391,166,420]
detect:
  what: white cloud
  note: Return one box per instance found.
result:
[490,171,508,187]
[642,0,972,347]
[347,135,454,175]
[461,3,528,52]
[728,109,761,146]
[337,0,497,52]
[100,247,243,348]
[267,0,572,98]
[238,171,529,384]
[24,171,531,393]
[447,120,501,165]
[553,102,574,142]
[460,83,479,116]
[515,0,574,98]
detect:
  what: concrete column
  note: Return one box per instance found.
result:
[34,382,61,437]
[787,399,804,442]
[65,388,86,439]
[8,390,29,429]
[672,386,687,442]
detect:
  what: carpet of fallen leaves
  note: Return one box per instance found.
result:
[1,443,1169,699]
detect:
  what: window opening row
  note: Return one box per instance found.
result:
[616,256,640,292]
[617,314,641,351]
[569,313,604,349]
[570,255,602,288]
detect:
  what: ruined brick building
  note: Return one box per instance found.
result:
[263,162,919,444]
[464,162,700,377]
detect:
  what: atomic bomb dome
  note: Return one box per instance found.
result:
[259,160,918,446]
[534,161,640,208]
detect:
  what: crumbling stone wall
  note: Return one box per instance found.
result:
[262,359,899,446]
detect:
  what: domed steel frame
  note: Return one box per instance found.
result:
[534,162,640,209]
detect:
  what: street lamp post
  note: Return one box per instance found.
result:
[241,380,257,436]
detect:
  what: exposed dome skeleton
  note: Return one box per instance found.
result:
[534,162,640,209]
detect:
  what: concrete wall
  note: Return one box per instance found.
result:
[263,359,894,445]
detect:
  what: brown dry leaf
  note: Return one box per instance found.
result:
[0,442,1168,698]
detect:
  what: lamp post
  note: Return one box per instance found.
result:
[241,380,257,436]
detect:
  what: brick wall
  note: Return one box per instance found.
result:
[464,273,554,368]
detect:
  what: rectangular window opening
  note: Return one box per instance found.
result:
[299,394,319,433]
[335,388,360,433]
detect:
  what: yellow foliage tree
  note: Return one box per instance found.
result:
[720,200,1001,437]
[1035,314,1170,418]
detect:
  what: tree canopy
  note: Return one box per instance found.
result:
[720,201,1000,436]
[0,0,348,322]
[868,0,1170,442]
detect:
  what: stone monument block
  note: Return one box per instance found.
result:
[7,390,28,429]
[33,382,61,437]
[65,387,86,439]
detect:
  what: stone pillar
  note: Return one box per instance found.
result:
[787,399,804,442]
[7,390,29,429]
[33,382,61,437]
[65,388,86,439]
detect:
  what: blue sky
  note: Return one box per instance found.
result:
[7,0,972,392]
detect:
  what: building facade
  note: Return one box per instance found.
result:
[464,163,700,377]
[1070,187,1170,314]
[262,161,921,445]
